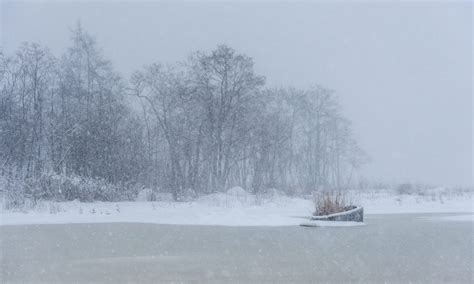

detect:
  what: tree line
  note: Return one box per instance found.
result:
[0,24,367,202]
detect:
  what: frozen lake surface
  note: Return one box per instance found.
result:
[1,213,472,283]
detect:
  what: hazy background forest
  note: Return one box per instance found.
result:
[1,23,368,204]
[1,1,472,208]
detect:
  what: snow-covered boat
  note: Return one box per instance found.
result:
[300,206,364,227]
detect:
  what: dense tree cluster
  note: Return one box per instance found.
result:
[0,24,366,202]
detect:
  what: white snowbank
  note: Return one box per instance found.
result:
[1,198,312,227]
[1,190,472,227]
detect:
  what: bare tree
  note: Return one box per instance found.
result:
[189,45,265,192]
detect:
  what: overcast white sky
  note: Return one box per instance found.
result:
[2,1,472,186]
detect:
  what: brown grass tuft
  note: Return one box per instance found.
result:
[313,191,348,216]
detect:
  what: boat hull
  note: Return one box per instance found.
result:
[311,206,364,222]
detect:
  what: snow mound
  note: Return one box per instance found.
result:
[226,186,249,196]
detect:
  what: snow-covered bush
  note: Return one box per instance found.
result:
[395,183,414,195]
[1,175,28,210]
[155,192,174,202]
[394,183,439,196]
[30,173,121,202]
[136,188,154,201]
[177,188,197,202]
[1,172,141,209]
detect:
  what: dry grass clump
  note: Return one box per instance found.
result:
[313,191,348,216]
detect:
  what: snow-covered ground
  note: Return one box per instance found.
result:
[1,188,473,226]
